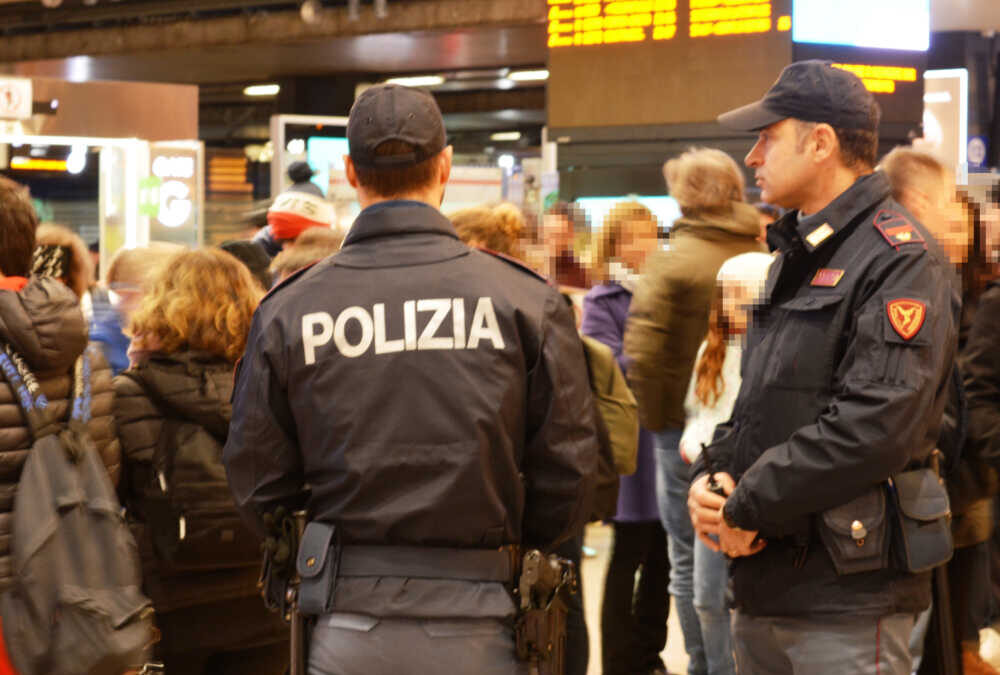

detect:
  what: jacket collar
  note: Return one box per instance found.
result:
[788,171,890,254]
[672,201,761,240]
[343,200,459,247]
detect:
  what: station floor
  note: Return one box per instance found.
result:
[581,523,688,675]
[581,524,1000,675]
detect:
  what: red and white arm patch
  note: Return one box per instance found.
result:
[886,298,926,340]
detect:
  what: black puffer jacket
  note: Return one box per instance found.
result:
[113,352,286,652]
[0,276,120,591]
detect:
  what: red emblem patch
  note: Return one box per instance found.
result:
[887,299,926,340]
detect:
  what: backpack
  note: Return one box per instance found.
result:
[0,345,153,675]
[123,371,261,573]
[580,335,640,475]
[580,335,640,522]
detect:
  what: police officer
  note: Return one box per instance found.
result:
[686,61,959,673]
[223,84,599,675]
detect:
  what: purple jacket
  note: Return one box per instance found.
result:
[581,282,658,523]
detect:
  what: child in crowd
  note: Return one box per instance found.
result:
[679,252,773,675]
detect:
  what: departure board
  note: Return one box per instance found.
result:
[547,0,926,131]
[547,0,788,47]
[547,0,794,129]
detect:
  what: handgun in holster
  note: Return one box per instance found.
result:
[258,508,309,675]
[515,549,577,675]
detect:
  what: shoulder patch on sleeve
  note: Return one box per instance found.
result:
[873,210,926,250]
[474,246,551,285]
[886,298,927,341]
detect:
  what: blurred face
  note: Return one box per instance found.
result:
[108,284,144,319]
[617,218,660,272]
[542,214,574,253]
[928,180,973,266]
[721,282,754,336]
[982,203,1000,266]
[745,119,816,210]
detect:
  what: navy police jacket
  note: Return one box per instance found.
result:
[223,200,599,619]
[693,172,960,617]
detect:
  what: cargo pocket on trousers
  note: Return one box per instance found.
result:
[818,485,889,575]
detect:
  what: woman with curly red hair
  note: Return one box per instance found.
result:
[113,248,287,675]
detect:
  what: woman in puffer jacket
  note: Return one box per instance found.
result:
[0,177,120,668]
[113,248,287,675]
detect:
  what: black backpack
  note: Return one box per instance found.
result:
[123,371,261,573]
[0,345,153,675]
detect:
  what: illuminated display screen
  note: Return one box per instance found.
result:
[576,195,681,233]
[547,0,791,48]
[792,0,929,52]
[306,137,350,195]
[547,0,924,131]
[547,0,793,128]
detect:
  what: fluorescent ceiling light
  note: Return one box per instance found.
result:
[508,69,549,82]
[244,84,281,97]
[385,75,445,87]
[490,131,522,142]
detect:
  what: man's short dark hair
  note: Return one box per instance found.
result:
[353,140,440,198]
[796,110,880,171]
[833,127,879,170]
[0,177,39,277]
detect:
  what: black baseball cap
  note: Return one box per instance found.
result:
[718,60,879,132]
[347,84,447,168]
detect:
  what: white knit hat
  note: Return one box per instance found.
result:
[716,252,774,300]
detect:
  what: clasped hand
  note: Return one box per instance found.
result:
[687,472,766,559]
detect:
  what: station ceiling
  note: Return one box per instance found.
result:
[7,24,549,85]
[0,0,997,87]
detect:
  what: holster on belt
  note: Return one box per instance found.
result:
[515,550,577,675]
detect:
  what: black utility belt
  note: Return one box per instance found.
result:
[817,463,953,576]
[295,521,517,616]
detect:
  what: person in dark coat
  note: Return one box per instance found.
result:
[689,61,958,675]
[113,248,287,675]
[583,201,670,675]
[223,84,599,675]
[0,176,121,669]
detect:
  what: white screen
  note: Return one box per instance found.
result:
[575,196,682,234]
[792,0,929,52]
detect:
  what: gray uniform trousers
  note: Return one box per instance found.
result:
[732,611,914,675]
[308,613,527,675]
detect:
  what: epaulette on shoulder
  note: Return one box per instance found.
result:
[873,209,927,251]
[474,246,552,285]
[258,260,319,306]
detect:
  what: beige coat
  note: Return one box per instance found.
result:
[624,202,765,431]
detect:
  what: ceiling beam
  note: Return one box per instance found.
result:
[0,0,546,63]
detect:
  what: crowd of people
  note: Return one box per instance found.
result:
[0,62,997,675]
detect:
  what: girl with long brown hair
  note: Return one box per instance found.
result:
[678,251,772,675]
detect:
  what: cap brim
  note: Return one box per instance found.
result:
[717,100,786,132]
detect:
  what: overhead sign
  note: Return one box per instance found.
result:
[0,78,32,121]
[547,0,789,48]
[146,142,203,249]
